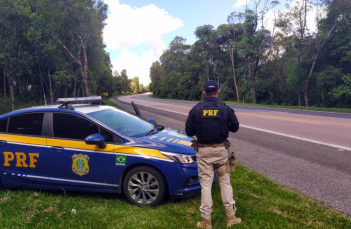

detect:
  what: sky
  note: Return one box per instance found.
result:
[103,0,320,85]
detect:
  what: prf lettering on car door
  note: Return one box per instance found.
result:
[3,152,39,168]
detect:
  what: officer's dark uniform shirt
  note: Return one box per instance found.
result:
[185,97,239,144]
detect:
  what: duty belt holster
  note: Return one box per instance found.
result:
[226,151,236,172]
[224,140,230,149]
[191,139,199,151]
[225,140,236,172]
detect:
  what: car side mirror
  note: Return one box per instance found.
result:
[147,118,157,124]
[85,133,106,149]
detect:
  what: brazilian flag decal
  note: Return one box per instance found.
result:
[116,156,126,164]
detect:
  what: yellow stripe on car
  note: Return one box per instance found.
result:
[177,140,192,146]
[49,139,170,160]
[0,134,46,146]
[1,135,170,160]
[47,139,115,152]
[114,146,170,160]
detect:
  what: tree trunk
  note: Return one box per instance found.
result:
[48,68,53,105]
[249,60,257,104]
[250,84,256,104]
[72,76,78,97]
[230,47,240,103]
[304,81,309,107]
[81,42,90,96]
[206,62,209,80]
[297,86,301,106]
[199,72,204,93]
[3,69,6,98]
[6,73,14,111]
[18,77,23,98]
[10,83,14,111]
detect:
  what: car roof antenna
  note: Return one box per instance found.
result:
[58,103,75,110]
[132,101,142,117]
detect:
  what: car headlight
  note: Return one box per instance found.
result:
[161,151,196,163]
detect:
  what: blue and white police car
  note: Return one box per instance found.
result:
[0,96,199,206]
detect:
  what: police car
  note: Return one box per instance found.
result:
[0,96,199,206]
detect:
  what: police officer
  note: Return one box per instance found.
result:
[185,80,241,228]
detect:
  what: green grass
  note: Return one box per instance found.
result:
[0,164,350,228]
[148,94,351,114]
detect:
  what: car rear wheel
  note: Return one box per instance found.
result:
[123,166,167,206]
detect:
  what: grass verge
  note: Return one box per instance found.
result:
[0,164,350,228]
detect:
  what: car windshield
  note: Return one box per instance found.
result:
[87,108,155,137]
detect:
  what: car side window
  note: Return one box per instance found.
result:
[53,113,98,140]
[0,118,8,132]
[8,113,44,136]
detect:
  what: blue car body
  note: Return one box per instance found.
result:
[0,97,201,205]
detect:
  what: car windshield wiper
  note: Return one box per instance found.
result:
[145,125,164,136]
[145,127,159,136]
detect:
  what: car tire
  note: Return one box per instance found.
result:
[123,166,167,206]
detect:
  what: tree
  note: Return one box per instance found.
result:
[194,25,216,81]
[276,0,327,107]
[149,61,163,97]
[238,4,274,104]
[216,20,245,102]
[0,0,112,111]
[27,0,108,96]
[131,76,140,94]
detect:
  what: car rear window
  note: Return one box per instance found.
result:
[0,118,7,132]
[8,113,44,136]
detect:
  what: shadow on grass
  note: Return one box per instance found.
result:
[2,186,201,206]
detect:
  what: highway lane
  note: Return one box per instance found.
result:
[112,94,351,216]
[118,94,351,150]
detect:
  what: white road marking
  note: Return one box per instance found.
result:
[240,125,351,152]
[130,101,351,152]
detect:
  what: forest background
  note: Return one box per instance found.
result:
[0,0,350,113]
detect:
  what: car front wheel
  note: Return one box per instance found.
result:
[123,166,167,206]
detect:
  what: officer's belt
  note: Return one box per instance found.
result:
[197,142,226,148]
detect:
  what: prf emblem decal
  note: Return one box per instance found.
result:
[72,154,90,176]
[202,109,219,117]
[116,155,126,166]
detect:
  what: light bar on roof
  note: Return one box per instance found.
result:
[57,96,102,104]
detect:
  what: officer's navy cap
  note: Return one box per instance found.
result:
[204,80,219,92]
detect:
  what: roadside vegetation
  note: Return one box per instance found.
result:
[149,0,351,109]
[0,164,350,228]
[0,0,148,113]
[149,94,351,114]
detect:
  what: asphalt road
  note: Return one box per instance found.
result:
[111,95,351,217]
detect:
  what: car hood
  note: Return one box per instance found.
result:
[134,127,196,155]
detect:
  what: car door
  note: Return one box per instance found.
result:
[45,112,117,190]
[0,112,47,188]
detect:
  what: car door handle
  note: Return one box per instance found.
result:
[51,146,64,152]
[0,140,7,145]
